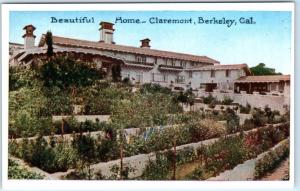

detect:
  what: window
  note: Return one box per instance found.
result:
[180,61,186,68]
[163,74,168,82]
[136,55,146,63]
[189,71,193,78]
[226,70,231,77]
[176,76,185,83]
[136,73,143,83]
[152,73,165,82]
[171,60,176,67]
[211,70,215,78]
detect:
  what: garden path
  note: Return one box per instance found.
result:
[261,157,289,180]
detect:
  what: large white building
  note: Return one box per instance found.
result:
[9,22,290,112]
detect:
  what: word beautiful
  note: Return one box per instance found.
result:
[198,17,256,27]
[51,17,95,23]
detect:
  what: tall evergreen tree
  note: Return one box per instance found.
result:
[45,31,54,58]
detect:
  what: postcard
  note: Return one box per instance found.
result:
[1,2,294,190]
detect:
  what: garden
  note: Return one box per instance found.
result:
[8,52,290,180]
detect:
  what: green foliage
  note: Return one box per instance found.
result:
[45,31,53,57]
[81,84,131,115]
[240,103,251,114]
[38,55,103,90]
[202,94,218,104]
[221,96,234,105]
[111,93,174,129]
[140,83,172,95]
[142,152,172,180]
[9,87,52,137]
[111,64,121,82]
[250,63,282,76]
[252,108,268,126]
[254,139,289,179]
[225,108,240,134]
[8,159,43,179]
[52,117,111,135]
[204,136,248,176]
[9,136,77,173]
[9,67,40,91]
[185,166,205,180]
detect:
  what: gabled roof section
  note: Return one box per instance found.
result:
[10,47,126,65]
[38,34,219,64]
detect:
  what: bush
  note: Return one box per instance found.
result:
[202,94,216,104]
[9,136,77,173]
[252,108,268,126]
[254,139,289,179]
[185,166,205,180]
[221,96,233,105]
[8,159,43,179]
[142,152,171,180]
[225,108,240,134]
[140,83,172,95]
[242,119,256,131]
[52,117,111,135]
[240,103,251,114]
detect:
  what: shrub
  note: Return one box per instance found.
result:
[252,108,268,126]
[142,152,171,180]
[202,94,218,104]
[254,139,289,179]
[184,166,205,180]
[240,103,251,114]
[221,96,233,105]
[242,119,256,131]
[225,108,240,134]
[8,159,43,179]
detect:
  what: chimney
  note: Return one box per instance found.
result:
[22,24,36,49]
[140,38,150,49]
[99,22,115,44]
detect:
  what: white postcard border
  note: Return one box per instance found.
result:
[1,3,295,190]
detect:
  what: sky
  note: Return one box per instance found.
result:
[9,11,292,74]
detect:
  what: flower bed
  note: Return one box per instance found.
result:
[254,139,289,179]
[8,159,44,179]
[141,123,289,180]
[8,122,289,177]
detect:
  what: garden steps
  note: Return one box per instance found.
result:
[207,138,289,181]
[9,155,54,180]
[261,157,289,180]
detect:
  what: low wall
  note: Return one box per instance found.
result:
[52,115,110,122]
[198,91,287,113]
[208,138,289,181]
[52,123,286,179]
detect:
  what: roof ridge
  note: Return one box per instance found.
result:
[41,34,219,64]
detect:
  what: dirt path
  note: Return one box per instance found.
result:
[261,157,289,181]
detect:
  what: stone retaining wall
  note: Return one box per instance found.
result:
[207,138,289,181]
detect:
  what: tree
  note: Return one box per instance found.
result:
[111,64,121,82]
[45,31,54,58]
[250,63,282,76]
[72,133,96,180]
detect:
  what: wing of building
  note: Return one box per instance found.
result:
[9,22,290,112]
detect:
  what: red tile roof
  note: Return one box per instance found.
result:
[235,75,290,83]
[38,35,219,64]
[189,64,248,71]
[187,63,252,75]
